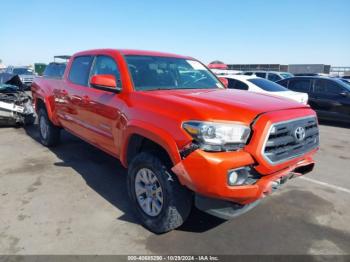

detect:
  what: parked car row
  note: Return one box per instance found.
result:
[241,71,294,82]
[215,69,350,124]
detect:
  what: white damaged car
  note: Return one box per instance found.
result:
[0,75,35,126]
[223,75,308,104]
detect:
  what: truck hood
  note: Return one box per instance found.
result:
[134,88,309,124]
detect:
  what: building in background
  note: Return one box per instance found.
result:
[226,63,335,75]
[288,64,331,75]
[228,64,288,72]
[330,66,350,77]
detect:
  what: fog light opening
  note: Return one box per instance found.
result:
[227,167,253,186]
[228,171,239,185]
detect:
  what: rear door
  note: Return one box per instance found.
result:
[57,56,94,133]
[75,55,124,156]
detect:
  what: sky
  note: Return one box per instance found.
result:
[0,0,349,66]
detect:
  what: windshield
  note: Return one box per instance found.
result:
[280,73,294,79]
[248,78,289,92]
[125,55,223,91]
[12,68,34,75]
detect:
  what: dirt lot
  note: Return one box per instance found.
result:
[0,122,350,255]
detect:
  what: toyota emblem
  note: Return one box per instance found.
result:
[294,126,306,142]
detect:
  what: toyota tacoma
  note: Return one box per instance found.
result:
[31,49,319,233]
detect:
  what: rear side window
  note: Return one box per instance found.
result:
[314,79,344,94]
[68,56,93,86]
[227,79,249,90]
[248,78,287,92]
[277,79,288,88]
[255,72,267,78]
[289,79,311,92]
[268,73,282,82]
[243,72,253,76]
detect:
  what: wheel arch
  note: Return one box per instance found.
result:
[121,121,182,168]
[35,96,60,126]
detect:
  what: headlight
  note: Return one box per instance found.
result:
[182,121,251,151]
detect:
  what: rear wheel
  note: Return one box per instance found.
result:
[127,152,192,234]
[38,108,60,147]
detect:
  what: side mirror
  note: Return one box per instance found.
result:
[90,74,121,93]
[218,77,228,88]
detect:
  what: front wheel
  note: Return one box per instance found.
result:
[127,152,192,234]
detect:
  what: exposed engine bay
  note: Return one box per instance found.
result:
[0,75,35,126]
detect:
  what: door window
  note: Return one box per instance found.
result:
[289,79,311,92]
[268,73,282,82]
[68,56,94,86]
[314,79,344,94]
[255,72,267,78]
[277,79,288,88]
[227,79,249,90]
[90,55,121,87]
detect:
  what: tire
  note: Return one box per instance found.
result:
[24,114,36,126]
[38,108,60,147]
[127,152,192,234]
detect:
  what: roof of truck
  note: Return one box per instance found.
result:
[74,49,193,59]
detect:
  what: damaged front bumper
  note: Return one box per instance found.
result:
[172,148,316,219]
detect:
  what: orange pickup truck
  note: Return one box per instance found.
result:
[32,49,319,233]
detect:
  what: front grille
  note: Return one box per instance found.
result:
[263,116,319,164]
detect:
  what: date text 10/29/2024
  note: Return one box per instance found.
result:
[127,256,219,261]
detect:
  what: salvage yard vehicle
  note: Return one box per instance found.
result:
[223,75,308,104]
[278,76,350,123]
[6,66,35,90]
[0,77,35,126]
[242,71,294,82]
[31,49,319,233]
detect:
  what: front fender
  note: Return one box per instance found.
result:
[120,120,182,167]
